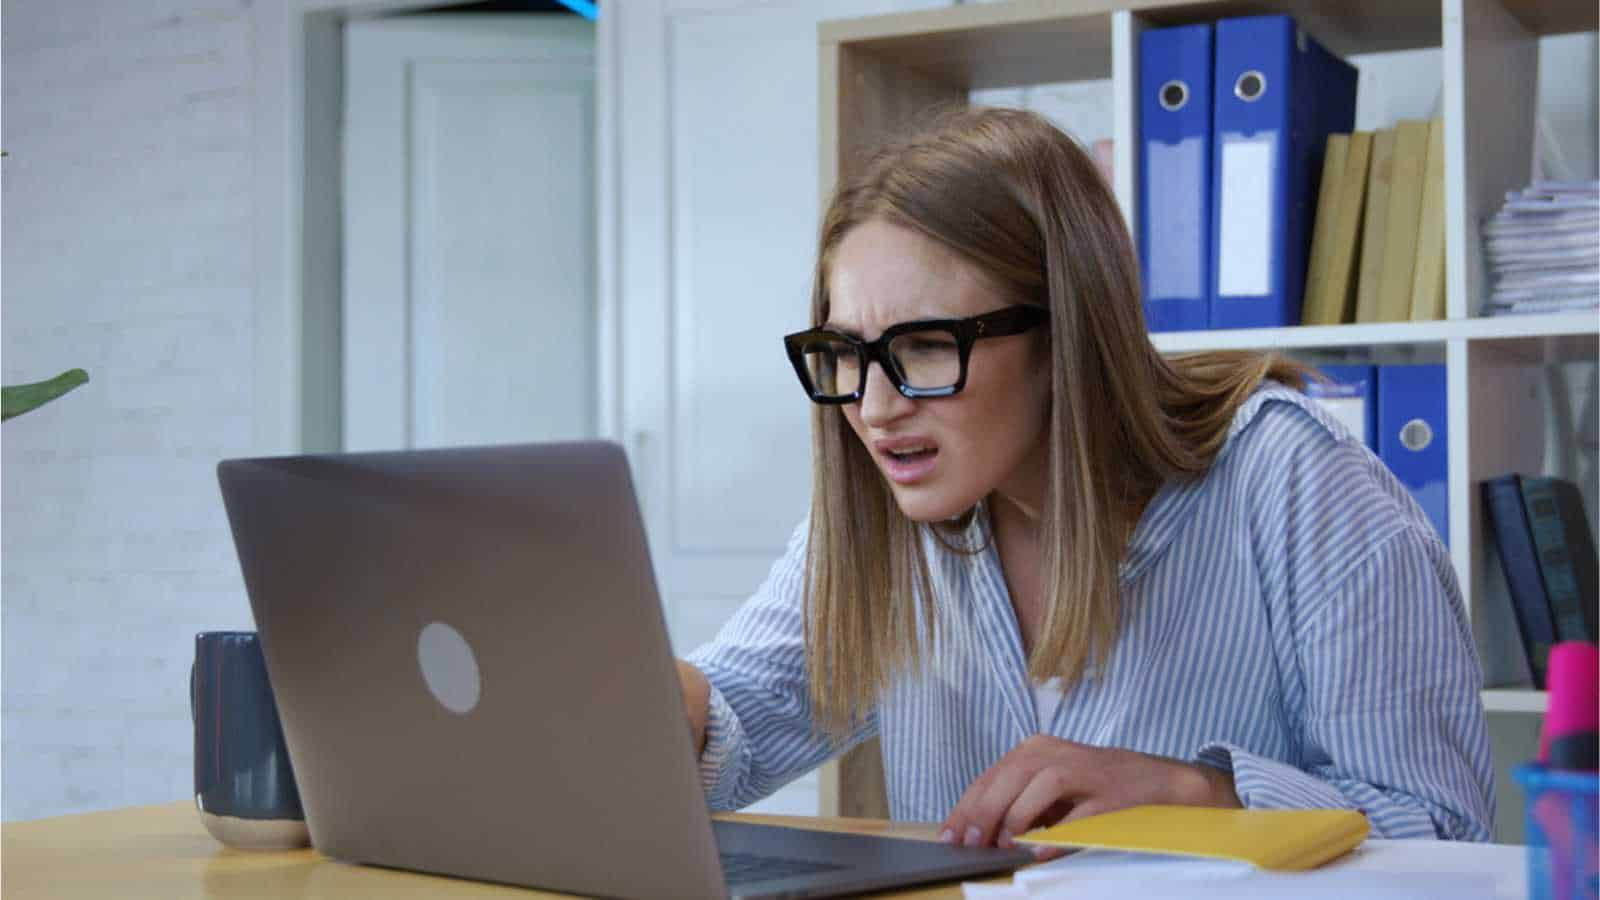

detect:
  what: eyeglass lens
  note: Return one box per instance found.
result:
[799,329,962,397]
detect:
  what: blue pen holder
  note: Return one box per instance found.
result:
[1516,764,1599,900]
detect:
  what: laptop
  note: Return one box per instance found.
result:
[217,441,1033,899]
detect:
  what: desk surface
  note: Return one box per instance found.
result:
[2,801,1001,899]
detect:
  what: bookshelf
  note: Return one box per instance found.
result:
[817,0,1597,822]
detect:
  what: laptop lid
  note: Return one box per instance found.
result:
[219,442,729,899]
[220,441,1033,899]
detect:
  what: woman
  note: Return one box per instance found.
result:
[675,107,1494,848]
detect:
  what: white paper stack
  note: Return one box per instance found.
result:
[962,840,1527,900]
[1482,180,1600,316]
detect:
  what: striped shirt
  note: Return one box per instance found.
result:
[686,385,1495,840]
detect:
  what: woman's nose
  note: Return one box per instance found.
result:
[857,361,914,426]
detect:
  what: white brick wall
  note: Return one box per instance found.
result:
[3,0,257,821]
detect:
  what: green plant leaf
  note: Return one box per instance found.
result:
[2,369,90,421]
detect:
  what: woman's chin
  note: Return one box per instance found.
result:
[888,485,970,524]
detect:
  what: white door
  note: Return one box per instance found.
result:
[344,14,597,451]
[615,0,946,816]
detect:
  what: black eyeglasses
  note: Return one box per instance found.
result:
[783,305,1048,404]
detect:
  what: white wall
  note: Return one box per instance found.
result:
[2,0,258,820]
[1,0,1595,823]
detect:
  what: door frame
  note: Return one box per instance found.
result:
[249,0,620,454]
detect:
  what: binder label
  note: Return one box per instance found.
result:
[1217,133,1276,297]
[1146,137,1207,299]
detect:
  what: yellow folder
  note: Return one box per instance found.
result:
[1375,120,1431,322]
[1016,805,1369,871]
[1301,133,1350,326]
[1408,118,1447,321]
[1353,128,1396,323]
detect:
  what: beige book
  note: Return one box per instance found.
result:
[1301,133,1350,325]
[1322,131,1374,324]
[1375,120,1431,322]
[1409,118,1447,321]
[1353,129,1396,323]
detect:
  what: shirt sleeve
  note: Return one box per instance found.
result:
[685,519,878,811]
[1198,525,1495,840]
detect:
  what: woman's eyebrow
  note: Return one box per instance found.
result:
[821,322,862,338]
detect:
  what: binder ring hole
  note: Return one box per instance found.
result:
[1159,80,1189,111]
[1234,70,1266,102]
[1400,419,1434,452]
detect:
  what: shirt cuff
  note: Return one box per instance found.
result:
[1196,742,1354,811]
[698,681,749,811]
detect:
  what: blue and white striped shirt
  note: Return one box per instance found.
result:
[687,385,1495,840]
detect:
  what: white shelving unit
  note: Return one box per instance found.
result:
[1150,312,1599,354]
[818,0,1597,821]
[1482,689,1551,714]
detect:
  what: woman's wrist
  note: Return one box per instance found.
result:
[1180,761,1241,808]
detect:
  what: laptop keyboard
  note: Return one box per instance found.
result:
[719,851,847,885]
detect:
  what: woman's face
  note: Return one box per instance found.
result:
[827,219,1051,523]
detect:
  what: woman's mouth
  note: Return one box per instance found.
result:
[878,443,939,484]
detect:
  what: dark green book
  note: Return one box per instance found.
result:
[1484,475,1556,687]
[1518,476,1599,644]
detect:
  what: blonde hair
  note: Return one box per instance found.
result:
[803,107,1308,734]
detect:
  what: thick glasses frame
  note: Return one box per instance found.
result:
[783,305,1048,404]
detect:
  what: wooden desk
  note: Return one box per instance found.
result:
[2,802,1005,899]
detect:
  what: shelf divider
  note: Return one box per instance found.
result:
[1482,689,1550,714]
[1148,312,1599,353]
[1445,0,1538,320]
[1110,10,1143,232]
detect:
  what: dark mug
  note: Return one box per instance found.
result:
[191,630,309,849]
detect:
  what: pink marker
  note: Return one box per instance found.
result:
[1540,641,1599,770]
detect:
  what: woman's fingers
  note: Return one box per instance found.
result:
[956,761,1039,847]
[940,759,1002,843]
[999,768,1076,845]
[943,737,1095,847]
[1060,797,1112,824]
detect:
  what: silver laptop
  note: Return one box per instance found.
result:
[217,441,1032,899]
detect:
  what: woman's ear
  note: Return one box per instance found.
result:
[1030,322,1055,372]
[1029,338,1054,415]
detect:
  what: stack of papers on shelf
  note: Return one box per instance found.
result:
[1482,180,1599,316]
[963,840,1527,900]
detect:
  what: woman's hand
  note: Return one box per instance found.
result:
[676,660,711,755]
[939,735,1239,856]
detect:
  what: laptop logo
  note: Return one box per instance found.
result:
[417,622,481,714]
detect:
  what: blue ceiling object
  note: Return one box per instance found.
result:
[555,0,597,19]
[413,1,598,16]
